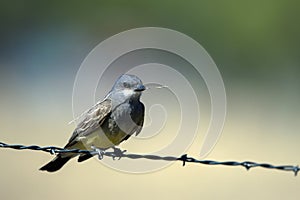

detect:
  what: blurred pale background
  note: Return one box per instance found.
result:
[0,0,300,199]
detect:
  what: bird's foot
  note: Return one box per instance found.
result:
[111,147,127,160]
[91,146,106,160]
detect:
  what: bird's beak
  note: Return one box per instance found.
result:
[134,85,146,92]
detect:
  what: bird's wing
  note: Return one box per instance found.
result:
[66,98,112,147]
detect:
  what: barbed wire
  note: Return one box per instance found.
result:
[0,141,299,176]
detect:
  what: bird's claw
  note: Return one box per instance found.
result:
[111,147,126,160]
[91,146,106,160]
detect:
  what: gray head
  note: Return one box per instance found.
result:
[108,74,145,102]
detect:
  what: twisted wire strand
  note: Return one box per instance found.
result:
[0,141,299,176]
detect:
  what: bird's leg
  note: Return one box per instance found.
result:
[111,146,127,160]
[91,145,106,160]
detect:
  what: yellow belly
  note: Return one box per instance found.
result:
[71,130,128,150]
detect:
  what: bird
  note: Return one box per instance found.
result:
[40,74,145,172]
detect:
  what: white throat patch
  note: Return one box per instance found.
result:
[122,89,135,97]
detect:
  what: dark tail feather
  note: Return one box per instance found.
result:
[40,155,72,172]
[78,153,94,162]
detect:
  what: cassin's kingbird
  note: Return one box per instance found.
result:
[40,74,145,172]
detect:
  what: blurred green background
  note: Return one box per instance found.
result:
[0,0,300,199]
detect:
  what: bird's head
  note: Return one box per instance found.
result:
[110,74,146,101]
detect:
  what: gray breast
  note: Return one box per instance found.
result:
[107,103,136,135]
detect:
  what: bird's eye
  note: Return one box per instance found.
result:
[123,82,130,88]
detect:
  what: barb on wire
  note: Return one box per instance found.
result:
[0,141,299,176]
